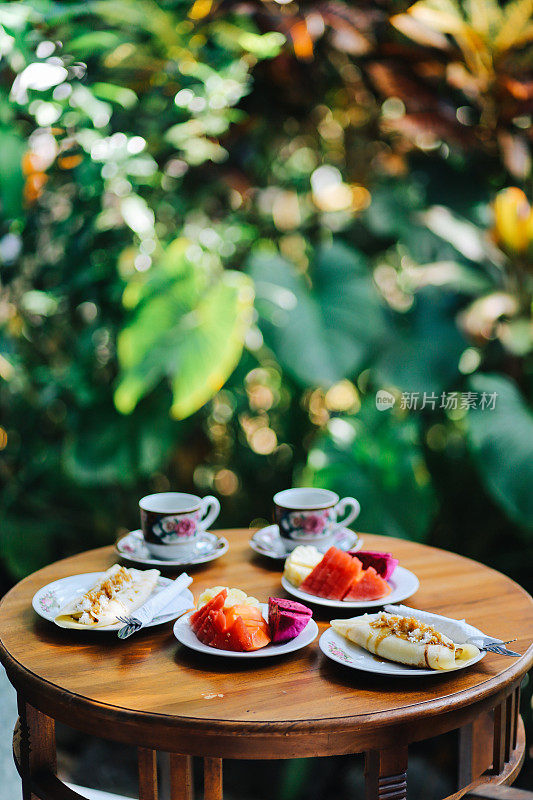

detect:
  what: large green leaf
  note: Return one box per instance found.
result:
[248,241,386,387]
[1,514,61,579]
[63,394,178,486]
[115,240,254,418]
[0,129,25,219]
[376,287,467,393]
[467,374,533,531]
[302,399,436,540]
[169,275,254,419]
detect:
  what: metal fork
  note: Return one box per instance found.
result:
[116,615,142,640]
[466,636,521,657]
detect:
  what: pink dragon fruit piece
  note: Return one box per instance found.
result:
[349,551,399,581]
[268,597,312,643]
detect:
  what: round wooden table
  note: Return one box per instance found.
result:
[1,530,532,800]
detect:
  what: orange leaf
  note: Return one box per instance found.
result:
[24,173,48,204]
[58,154,83,170]
[290,20,314,60]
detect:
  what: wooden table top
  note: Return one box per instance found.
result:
[1,530,532,759]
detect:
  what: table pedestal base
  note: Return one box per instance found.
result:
[12,690,526,800]
[365,746,408,800]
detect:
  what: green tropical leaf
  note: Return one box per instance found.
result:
[248,241,387,387]
[92,82,138,109]
[302,399,435,540]
[0,129,25,219]
[376,287,467,393]
[170,274,254,419]
[1,515,59,578]
[67,30,126,55]
[115,240,254,418]
[467,373,533,530]
[63,394,178,486]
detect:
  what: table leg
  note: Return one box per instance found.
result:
[17,697,56,800]
[458,712,493,787]
[492,684,521,777]
[504,691,515,763]
[493,700,508,775]
[512,686,520,751]
[364,746,408,800]
[170,754,194,800]
[203,757,222,800]
[139,748,158,800]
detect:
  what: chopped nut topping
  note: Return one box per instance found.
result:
[73,566,133,621]
[370,613,455,650]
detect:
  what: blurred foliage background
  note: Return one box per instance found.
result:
[0,0,532,795]
[1,0,532,586]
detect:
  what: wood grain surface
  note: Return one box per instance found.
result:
[1,531,532,759]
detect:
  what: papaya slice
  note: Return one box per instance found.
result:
[224,605,271,651]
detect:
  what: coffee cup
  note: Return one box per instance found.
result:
[273,487,360,552]
[139,492,220,560]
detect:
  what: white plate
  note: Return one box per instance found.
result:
[319,616,486,676]
[33,572,194,631]
[174,603,318,658]
[115,529,228,567]
[281,566,419,609]
[249,525,362,561]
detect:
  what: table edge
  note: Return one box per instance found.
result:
[2,632,532,737]
[2,536,533,742]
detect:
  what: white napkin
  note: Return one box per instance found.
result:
[384,604,494,645]
[130,573,193,628]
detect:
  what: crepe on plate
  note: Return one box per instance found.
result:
[331,611,480,670]
[55,564,160,629]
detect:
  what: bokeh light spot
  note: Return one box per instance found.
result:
[214,468,239,495]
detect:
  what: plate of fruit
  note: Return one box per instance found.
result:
[174,586,319,658]
[281,546,419,608]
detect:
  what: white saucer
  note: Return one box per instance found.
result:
[249,525,362,561]
[115,529,228,567]
[33,572,194,631]
[319,616,486,676]
[281,566,419,609]
[174,603,318,658]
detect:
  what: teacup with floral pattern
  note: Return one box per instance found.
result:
[140,492,220,559]
[274,488,360,552]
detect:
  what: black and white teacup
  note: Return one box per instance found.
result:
[139,492,220,560]
[274,487,360,552]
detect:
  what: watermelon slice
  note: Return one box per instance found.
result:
[190,589,227,632]
[349,551,399,580]
[300,547,337,596]
[268,597,312,643]
[224,615,253,651]
[301,547,362,600]
[343,566,392,601]
[196,608,228,649]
